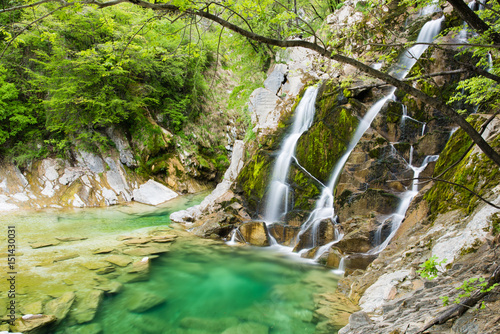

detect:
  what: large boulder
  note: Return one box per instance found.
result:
[44,292,76,322]
[239,222,270,246]
[132,180,178,205]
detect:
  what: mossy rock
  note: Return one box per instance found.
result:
[235,150,273,215]
[289,167,321,211]
[424,115,500,215]
[296,107,359,183]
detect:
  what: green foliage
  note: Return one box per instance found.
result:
[441,277,499,309]
[417,255,447,280]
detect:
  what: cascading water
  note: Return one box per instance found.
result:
[263,86,319,224]
[293,16,445,261]
[392,17,445,80]
[369,153,439,254]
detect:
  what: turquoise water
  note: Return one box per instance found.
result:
[87,242,338,334]
[2,192,340,334]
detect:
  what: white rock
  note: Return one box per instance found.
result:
[102,188,118,206]
[248,88,281,133]
[59,167,85,185]
[0,178,7,192]
[76,150,105,173]
[0,194,18,211]
[264,64,289,94]
[41,181,55,197]
[12,193,29,202]
[132,180,178,205]
[359,270,411,313]
[104,157,132,201]
[73,194,85,208]
[41,158,60,181]
[432,199,500,265]
[106,128,137,167]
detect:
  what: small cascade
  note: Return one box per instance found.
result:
[331,257,346,275]
[488,52,493,73]
[409,145,414,166]
[226,229,238,246]
[420,0,441,16]
[392,17,445,80]
[369,153,439,254]
[401,104,408,127]
[263,86,319,224]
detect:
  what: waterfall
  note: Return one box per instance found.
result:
[369,153,439,254]
[294,16,444,253]
[263,86,319,224]
[331,257,346,275]
[392,17,445,80]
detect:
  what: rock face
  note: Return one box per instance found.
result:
[132,180,178,205]
[170,140,246,225]
[238,222,270,246]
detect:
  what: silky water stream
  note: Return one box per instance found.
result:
[0,191,340,334]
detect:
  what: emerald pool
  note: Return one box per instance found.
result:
[0,192,343,334]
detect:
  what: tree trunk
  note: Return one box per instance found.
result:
[447,0,500,44]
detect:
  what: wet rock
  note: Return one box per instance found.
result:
[336,189,400,222]
[325,247,344,268]
[239,222,270,246]
[20,301,43,315]
[151,235,176,243]
[221,322,269,334]
[11,314,57,334]
[66,322,103,334]
[72,290,104,324]
[132,180,178,205]
[123,237,151,245]
[293,219,337,252]
[96,267,116,275]
[44,291,76,322]
[268,223,300,246]
[105,255,132,267]
[53,254,80,263]
[95,281,123,295]
[344,254,377,272]
[122,246,169,257]
[30,242,58,249]
[334,218,378,254]
[122,257,150,283]
[92,247,115,254]
[191,211,239,239]
[127,292,165,313]
[55,237,88,242]
[80,262,112,270]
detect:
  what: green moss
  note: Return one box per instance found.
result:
[296,106,359,183]
[235,151,273,213]
[291,169,321,211]
[489,213,500,236]
[425,116,500,215]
